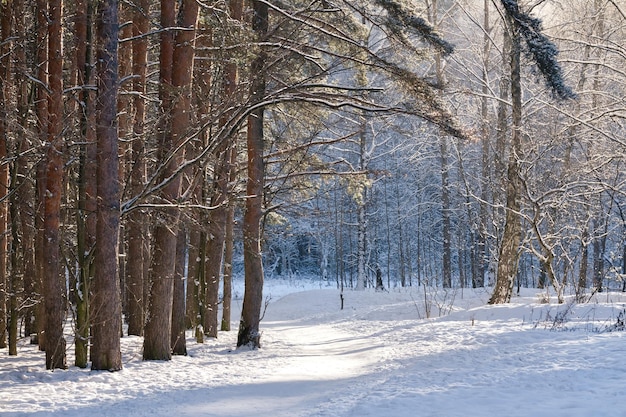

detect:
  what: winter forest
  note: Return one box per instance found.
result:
[0,0,625,386]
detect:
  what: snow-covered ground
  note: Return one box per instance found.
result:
[2,280,626,417]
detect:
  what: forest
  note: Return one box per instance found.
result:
[0,0,625,372]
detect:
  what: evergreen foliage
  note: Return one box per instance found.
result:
[375,0,454,55]
[499,0,576,99]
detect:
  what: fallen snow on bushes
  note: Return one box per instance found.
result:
[2,282,626,417]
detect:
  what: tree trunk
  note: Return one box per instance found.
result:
[203,150,230,338]
[219,0,242,335]
[355,117,368,291]
[221,144,237,332]
[439,122,452,289]
[8,165,19,356]
[144,0,198,360]
[186,228,200,330]
[117,3,133,323]
[171,229,187,355]
[126,0,150,337]
[143,0,177,361]
[428,0,453,290]
[34,0,49,351]
[16,12,36,340]
[578,228,589,296]
[91,0,122,371]
[489,19,522,305]
[238,0,268,349]
[43,0,67,369]
[476,0,491,289]
[592,219,605,293]
[0,0,11,351]
[74,0,96,369]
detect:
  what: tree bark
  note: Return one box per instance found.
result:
[34,0,49,352]
[203,148,230,337]
[489,18,522,305]
[220,0,242,333]
[91,0,122,372]
[43,0,67,369]
[143,0,178,361]
[144,0,198,360]
[15,0,36,340]
[171,230,187,355]
[355,117,368,291]
[74,0,96,369]
[185,228,200,330]
[238,0,268,349]
[8,165,19,356]
[126,0,150,337]
[476,0,491,289]
[0,0,11,351]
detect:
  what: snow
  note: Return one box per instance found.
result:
[2,281,626,417]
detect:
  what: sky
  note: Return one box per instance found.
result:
[1,280,626,417]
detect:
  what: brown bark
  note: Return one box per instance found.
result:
[221,144,237,332]
[203,0,244,339]
[185,228,200,330]
[91,0,123,372]
[171,230,187,355]
[204,187,226,338]
[9,164,20,356]
[238,0,268,349]
[126,0,150,337]
[43,0,67,369]
[144,0,198,360]
[143,0,177,362]
[34,0,49,351]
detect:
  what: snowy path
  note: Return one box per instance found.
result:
[1,288,626,417]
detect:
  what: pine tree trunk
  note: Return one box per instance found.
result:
[17,27,36,339]
[186,228,200,330]
[117,4,133,321]
[126,0,149,337]
[43,0,67,369]
[91,0,122,372]
[221,145,237,332]
[8,167,19,356]
[171,230,187,355]
[219,0,242,335]
[238,0,268,349]
[203,154,229,338]
[143,0,177,361]
[144,0,198,360]
[74,0,96,369]
[34,0,49,351]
